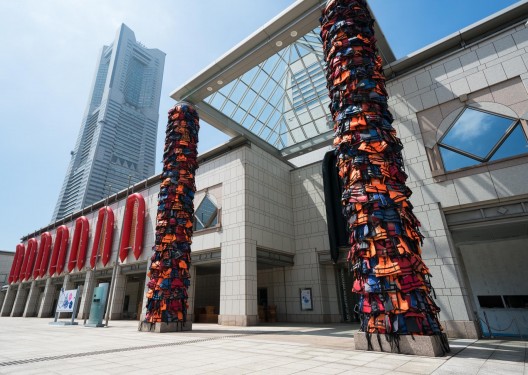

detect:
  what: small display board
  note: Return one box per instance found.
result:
[56,289,78,312]
[49,286,81,326]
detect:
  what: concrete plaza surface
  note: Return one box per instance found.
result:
[0,318,526,374]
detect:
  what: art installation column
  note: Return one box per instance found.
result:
[320,0,449,354]
[139,102,199,332]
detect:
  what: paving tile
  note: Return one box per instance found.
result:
[478,362,524,374]
[364,359,410,370]
[434,364,481,375]
[397,360,443,374]
[2,319,528,375]
[332,367,390,375]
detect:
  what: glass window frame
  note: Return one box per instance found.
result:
[435,106,528,173]
[193,194,220,232]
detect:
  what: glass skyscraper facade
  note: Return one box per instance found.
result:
[52,24,165,221]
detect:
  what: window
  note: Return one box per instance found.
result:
[438,107,528,172]
[503,295,528,309]
[194,195,219,230]
[477,295,504,308]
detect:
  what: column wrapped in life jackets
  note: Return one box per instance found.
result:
[320,0,448,349]
[144,102,199,325]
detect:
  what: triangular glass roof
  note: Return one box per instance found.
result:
[203,27,331,151]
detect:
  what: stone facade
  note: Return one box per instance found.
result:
[2,13,528,339]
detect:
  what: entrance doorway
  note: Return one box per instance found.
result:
[122,273,146,320]
[451,219,528,338]
[193,264,220,323]
[336,266,360,323]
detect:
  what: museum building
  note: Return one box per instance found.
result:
[1,0,528,338]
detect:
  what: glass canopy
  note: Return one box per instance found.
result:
[204,28,331,151]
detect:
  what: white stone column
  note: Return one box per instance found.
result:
[11,284,29,317]
[0,290,5,312]
[23,281,40,317]
[218,239,258,326]
[187,265,196,323]
[38,278,55,318]
[109,269,126,320]
[139,271,149,321]
[63,275,74,290]
[78,270,96,319]
[0,284,18,316]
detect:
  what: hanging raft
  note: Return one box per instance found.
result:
[320,0,449,352]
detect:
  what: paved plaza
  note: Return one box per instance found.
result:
[0,318,525,374]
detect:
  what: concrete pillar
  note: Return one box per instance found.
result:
[0,291,5,312]
[23,281,40,317]
[1,284,18,316]
[218,239,258,326]
[78,270,96,320]
[109,268,126,320]
[38,278,55,318]
[63,275,74,290]
[188,265,196,323]
[139,271,149,321]
[11,284,29,317]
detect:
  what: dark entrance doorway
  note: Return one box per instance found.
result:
[336,266,360,323]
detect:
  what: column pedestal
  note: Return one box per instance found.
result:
[354,331,450,357]
[138,321,192,333]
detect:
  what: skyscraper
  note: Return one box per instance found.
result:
[52,24,165,221]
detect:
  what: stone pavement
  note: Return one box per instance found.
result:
[0,318,526,374]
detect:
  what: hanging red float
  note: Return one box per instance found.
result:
[68,216,90,272]
[49,225,69,276]
[22,238,38,281]
[19,244,31,281]
[90,207,115,268]
[36,232,52,278]
[12,244,25,283]
[119,193,146,262]
[8,245,23,284]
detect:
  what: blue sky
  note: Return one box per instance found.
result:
[0,0,521,251]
